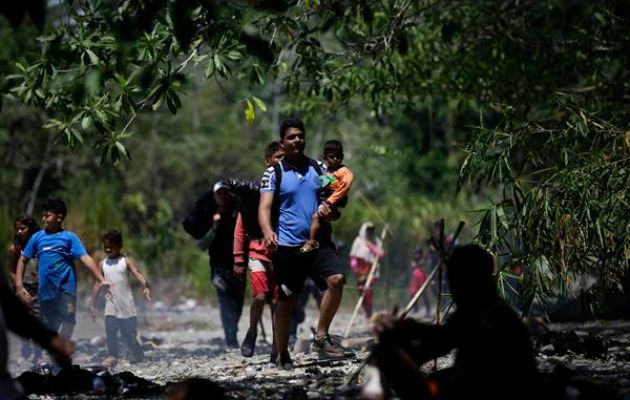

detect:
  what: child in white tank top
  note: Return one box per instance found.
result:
[90,230,151,368]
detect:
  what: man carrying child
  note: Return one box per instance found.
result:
[258,117,347,370]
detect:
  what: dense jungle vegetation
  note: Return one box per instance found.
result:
[1,1,628,314]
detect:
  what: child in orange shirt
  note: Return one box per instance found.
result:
[301,140,354,253]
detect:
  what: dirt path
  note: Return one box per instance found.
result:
[8,302,630,398]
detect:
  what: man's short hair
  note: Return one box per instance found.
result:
[102,229,123,246]
[42,198,67,218]
[279,117,305,139]
[323,140,343,155]
[265,141,282,160]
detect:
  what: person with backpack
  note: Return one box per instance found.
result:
[258,117,346,370]
[196,181,244,349]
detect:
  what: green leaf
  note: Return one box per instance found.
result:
[85,68,102,97]
[85,49,100,65]
[252,96,267,112]
[244,99,255,123]
[81,116,92,130]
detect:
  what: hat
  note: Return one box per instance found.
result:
[364,221,375,228]
[213,181,229,193]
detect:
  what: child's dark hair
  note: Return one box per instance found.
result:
[102,229,123,246]
[14,214,40,247]
[279,117,305,139]
[42,198,67,217]
[323,140,344,156]
[265,141,282,160]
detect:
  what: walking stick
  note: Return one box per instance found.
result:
[343,224,389,338]
[343,220,464,386]
[400,221,463,318]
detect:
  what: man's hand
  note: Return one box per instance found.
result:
[263,229,278,251]
[48,335,74,368]
[16,285,34,306]
[233,264,246,281]
[212,213,221,227]
[370,312,400,337]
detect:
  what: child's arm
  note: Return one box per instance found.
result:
[89,261,104,322]
[79,254,109,290]
[232,213,247,281]
[126,257,152,302]
[15,254,34,305]
[325,167,354,206]
[7,244,19,286]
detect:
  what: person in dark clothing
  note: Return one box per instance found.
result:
[1,264,74,399]
[369,244,539,400]
[198,181,244,348]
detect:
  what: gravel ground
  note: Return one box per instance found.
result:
[7,301,630,399]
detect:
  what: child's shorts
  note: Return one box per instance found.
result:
[40,292,76,330]
[247,258,277,300]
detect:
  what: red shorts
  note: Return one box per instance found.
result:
[248,258,278,300]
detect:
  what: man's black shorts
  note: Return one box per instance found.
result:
[273,243,345,300]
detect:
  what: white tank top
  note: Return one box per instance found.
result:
[103,256,137,318]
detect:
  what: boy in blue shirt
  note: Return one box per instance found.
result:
[15,198,109,338]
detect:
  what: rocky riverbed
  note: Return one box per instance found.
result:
[7,301,630,399]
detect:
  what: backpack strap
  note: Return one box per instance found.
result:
[270,159,321,230]
[271,162,283,230]
[273,162,283,194]
[308,158,324,176]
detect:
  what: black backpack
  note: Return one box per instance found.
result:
[181,189,217,240]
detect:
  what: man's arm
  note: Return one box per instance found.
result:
[372,314,455,363]
[126,257,152,301]
[197,213,220,250]
[15,254,33,304]
[1,268,74,365]
[258,191,277,250]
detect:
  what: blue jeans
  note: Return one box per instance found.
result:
[210,265,245,347]
[105,316,143,358]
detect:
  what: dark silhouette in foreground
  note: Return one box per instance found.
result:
[370,244,539,400]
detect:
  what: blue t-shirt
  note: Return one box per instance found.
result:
[22,230,87,301]
[260,159,324,247]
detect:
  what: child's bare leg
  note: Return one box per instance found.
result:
[300,214,320,253]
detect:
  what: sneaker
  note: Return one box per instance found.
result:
[101,356,118,369]
[275,352,294,371]
[311,333,345,358]
[240,329,257,358]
